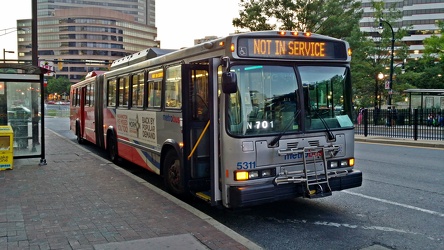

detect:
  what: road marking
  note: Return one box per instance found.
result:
[343,190,444,217]
[266,217,419,236]
[313,221,417,234]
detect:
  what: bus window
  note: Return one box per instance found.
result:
[77,88,80,106]
[85,85,90,107]
[118,76,129,107]
[132,72,144,108]
[147,81,162,108]
[71,89,78,107]
[107,79,117,107]
[165,65,182,108]
[217,65,223,97]
[228,91,242,132]
[192,69,209,121]
[88,83,94,107]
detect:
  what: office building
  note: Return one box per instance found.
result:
[359,0,444,59]
[17,0,157,82]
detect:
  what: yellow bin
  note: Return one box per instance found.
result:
[0,125,14,170]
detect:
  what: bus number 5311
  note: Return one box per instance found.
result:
[237,161,256,170]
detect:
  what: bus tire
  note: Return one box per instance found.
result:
[107,134,119,163]
[76,123,83,144]
[163,150,186,196]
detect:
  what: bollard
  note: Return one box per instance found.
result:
[413,108,418,140]
[363,108,368,137]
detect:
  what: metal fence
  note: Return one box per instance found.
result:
[44,108,70,117]
[354,108,444,141]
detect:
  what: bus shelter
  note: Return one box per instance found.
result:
[0,63,48,165]
[405,89,444,110]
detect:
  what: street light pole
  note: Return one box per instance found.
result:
[379,18,395,108]
[3,49,14,63]
[377,72,384,109]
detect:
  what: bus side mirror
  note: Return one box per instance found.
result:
[222,72,238,94]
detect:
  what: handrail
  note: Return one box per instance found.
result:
[187,120,211,160]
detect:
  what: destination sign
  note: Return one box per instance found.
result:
[237,37,347,60]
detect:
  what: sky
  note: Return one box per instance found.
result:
[0,0,241,60]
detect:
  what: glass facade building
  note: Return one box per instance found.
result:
[359,0,444,59]
[17,0,157,82]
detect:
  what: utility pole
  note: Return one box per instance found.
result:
[3,49,14,63]
[32,0,38,66]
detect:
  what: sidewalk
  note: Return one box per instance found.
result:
[354,134,444,149]
[0,128,262,250]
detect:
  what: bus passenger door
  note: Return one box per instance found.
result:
[94,75,105,148]
[79,86,87,139]
[182,64,212,196]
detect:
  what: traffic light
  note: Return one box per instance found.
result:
[58,59,63,71]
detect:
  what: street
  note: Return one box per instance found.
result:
[196,142,443,250]
[46,117,444,250]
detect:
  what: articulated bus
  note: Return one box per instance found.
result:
[70,31,362,208]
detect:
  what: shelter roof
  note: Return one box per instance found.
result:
[0,63,51,75]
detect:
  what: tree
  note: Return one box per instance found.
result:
[405,58,444,89]
[398,18,444,90]
[232,0,274,31]
[46,77,71,99]
[423,21,444,60]
[346,26,381,108]
[414,21,444,89]
[233,0,415,108]
[348,0,410,108]
[233,0,363,39]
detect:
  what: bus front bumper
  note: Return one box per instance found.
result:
[228,170,362,208]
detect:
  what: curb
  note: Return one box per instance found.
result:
[355,136,444,149]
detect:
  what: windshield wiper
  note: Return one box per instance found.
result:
[269,109,301,147]
[312,110,335,141]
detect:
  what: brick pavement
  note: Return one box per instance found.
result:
[0,128,262,250]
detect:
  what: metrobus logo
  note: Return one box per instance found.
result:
[284,151,323,160]
[163,114,181,124]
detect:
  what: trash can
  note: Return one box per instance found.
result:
[0,125,14,170]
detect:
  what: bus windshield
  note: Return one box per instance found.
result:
[227,65,353,136]
[227,65,299,136]
[300,66,353,132]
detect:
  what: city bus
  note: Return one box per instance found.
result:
[70,31,362,208]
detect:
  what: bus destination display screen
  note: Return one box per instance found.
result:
[237,37,347,60]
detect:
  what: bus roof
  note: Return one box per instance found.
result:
[111,48,176,70]
[85,71,107,79]
[107,31,350,75]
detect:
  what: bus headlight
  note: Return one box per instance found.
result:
[261,169,272,177]
[329,158,355,168]
[234,169,276,181]
[249,171,259,179]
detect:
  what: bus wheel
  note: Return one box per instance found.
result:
[163,150,186,196]
[76,123,83,144]
[107,135,119,163]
